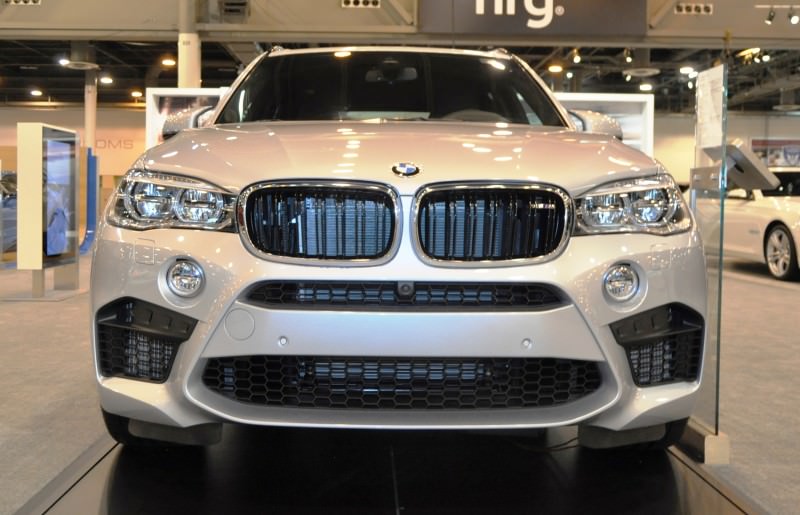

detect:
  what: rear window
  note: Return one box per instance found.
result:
[217,51,566,127]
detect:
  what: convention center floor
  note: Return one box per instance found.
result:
[1,255,797,514]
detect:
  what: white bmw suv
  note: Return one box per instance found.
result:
[91,46,706,449]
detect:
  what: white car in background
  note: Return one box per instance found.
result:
[91,46,707,450]
[724,168,800,280]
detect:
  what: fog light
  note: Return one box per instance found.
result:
[603,264,639,301]
[167,260,204,297]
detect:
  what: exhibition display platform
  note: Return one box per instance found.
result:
[23,426,756,515]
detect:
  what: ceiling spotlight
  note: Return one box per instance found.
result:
[763,53,771,62]
[131,90,143,98]
[625,74,631,82]
[791,9,799,24]
[754,55,762,63]
[623,48,633,64]
[765,8,775,25]
[548,63,564,73]
[679,66,694,75]
[30,88,43,97]
[161,57,177,67]
[571,48,581,64]
[639,83,653,92]
[688,70,699,79]
[687,81,694,90]
[58,57,70,66]
[99,74,113,85]
[566,71,574,79]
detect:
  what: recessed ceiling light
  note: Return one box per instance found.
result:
[162,57,177,67]
[30,88,43,97]
[58,57,70,66]
[679,66,694,75]
[99,74,113,85]
[131,90,143,98]
[639,83,653,92]
[548,63,563,73]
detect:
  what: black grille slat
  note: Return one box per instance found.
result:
[244,185,395,260]
[417,188,568,261]
[245,281,563,311]
[202,356,601,409]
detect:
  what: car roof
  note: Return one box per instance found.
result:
[266,45,513,60]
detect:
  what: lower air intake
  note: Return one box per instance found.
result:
[96,298,197,383]
[610,303,703,387]
[202,356,601,409]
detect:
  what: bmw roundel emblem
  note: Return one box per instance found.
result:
[392,162,420,177]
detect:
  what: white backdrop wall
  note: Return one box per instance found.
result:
[0,106,145,176]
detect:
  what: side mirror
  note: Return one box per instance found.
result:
[162,106,215,141]
[569,109,623,140]
[727,188,749,200]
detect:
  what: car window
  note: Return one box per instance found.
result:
[217,51,566,127]
[762,172,800,197]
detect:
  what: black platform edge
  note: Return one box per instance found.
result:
[14,435,117,515]
[668,446,771,515]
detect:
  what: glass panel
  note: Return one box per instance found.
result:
[689,65,728,435]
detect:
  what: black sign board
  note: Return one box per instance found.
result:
[419,0,647,37]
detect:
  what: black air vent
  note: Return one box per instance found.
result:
[416,185,569,261]
[245,281,564,311]
[242,183,396,260]
[203,356,601,409]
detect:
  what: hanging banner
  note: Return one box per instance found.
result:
[419,0,647,37]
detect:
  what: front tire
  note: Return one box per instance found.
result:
[765,224,799,280]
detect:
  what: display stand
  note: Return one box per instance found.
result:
[13,123,81,300]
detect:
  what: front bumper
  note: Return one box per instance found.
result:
[91,222,707,432]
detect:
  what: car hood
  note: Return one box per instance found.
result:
[139,121,662,196]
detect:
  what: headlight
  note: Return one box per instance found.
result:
[574,174,691,235]
[108,170,236,231]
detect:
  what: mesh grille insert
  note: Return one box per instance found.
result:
[202,356,601,409]
[244,281,564,311]
[416,186,569,261]
[95,298,197,383]
[242,184,396,260]
[610,303,703,387]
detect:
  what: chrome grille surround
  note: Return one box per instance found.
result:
[238,180,401,266]
[412,182,573,267]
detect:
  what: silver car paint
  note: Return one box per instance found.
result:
[92,46,708,437]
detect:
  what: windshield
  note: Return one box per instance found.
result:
[762,172,800,197]
[217,51,567,127]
